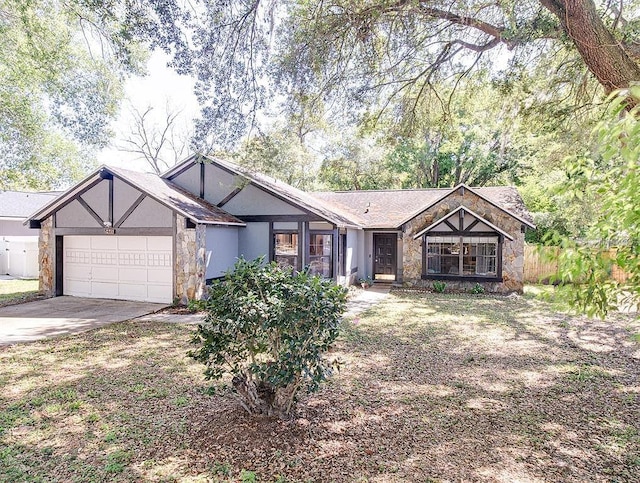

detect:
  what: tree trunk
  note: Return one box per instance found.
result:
[541,0,640,100]
[231,374,298,418]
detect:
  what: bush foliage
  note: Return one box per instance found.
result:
[189,257,348,417]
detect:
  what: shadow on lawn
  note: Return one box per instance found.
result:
[0,294,638,482]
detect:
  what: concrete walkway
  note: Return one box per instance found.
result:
[137,284,392,324]
[343,284,391,318]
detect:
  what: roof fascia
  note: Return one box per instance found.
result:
[24,167,105,224]
[413,205,514,241]
[161,153,201,179]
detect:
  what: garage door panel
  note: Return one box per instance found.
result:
[64,236,173,303]
[65,236,91,249]
[118,283,148,299]
[92,266,119,282]
[118,268,148,282]
[65,279,91,296]
[147,284,173,303]
[147,268,172,282]
[90,236,118,250]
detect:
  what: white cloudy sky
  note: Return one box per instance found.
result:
[96,52,199,173]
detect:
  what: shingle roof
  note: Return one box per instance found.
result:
[195,156,363,228]
[0,191,61,218]
[312,186,534,229]
[27,166,245,226]
[107,166,245,226]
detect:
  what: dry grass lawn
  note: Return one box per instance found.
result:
[0,279,40,305]
[1,291,639,482]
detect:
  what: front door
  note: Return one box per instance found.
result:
[373,233,397,281]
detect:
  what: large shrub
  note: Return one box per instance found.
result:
[189,257,348,417]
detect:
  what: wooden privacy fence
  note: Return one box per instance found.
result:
[523,244,630,284]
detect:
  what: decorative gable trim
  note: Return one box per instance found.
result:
[413,205,514,241]
[399,183,535,230]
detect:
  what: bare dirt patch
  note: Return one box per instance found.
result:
[1,293,638,482]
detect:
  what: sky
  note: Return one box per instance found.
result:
[96,52,200,173]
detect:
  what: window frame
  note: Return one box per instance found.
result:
[273,230,301,271]
[421,233,503,282]
[308,230,334,279]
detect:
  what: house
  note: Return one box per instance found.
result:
[1,191,60,278]
[26,155,534,304]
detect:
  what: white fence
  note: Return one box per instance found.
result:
[0,237,39,279]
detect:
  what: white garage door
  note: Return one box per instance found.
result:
[63,236,173,303]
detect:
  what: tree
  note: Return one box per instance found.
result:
[188,258,348,417]
[117,102,192,175]
[0,0,190,188]
[548,87,640,318]
[186,1,640,147]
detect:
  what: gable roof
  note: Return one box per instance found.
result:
[412,205,515,240]
[312,184,535,230]
[0,191,61,219]
[26,165,245,226]
[164,155,363,228]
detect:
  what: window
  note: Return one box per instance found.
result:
[425,236,499,278]
[274,232,299,270]
[308,233,332,278]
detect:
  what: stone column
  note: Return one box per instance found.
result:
[39,216,55,296]
[175,215,207,304]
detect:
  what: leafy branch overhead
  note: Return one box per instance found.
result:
[186,0,640,147]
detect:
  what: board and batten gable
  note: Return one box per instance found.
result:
[54,178,173,230]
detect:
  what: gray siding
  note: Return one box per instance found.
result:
[205,226,239,279]
[238,222,269,261]
[120,197,173,228]
[171,164,201,196]
[56,199,101,228]
[222,184,305,216]
[203,163,240,205]
[113,178,144,223]
[81,180,109,221]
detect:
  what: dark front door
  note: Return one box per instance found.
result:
[373,233,397,281]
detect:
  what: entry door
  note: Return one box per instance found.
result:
[373,233,397,281]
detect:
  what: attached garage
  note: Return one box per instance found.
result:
[27,166,245,304]
[63,236,173,303]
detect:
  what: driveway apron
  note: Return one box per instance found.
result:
[0,296,165,345]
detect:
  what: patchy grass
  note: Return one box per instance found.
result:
[0,279,40,305]
[1,293,639,482]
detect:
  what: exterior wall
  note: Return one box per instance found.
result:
[402,189,525,293]
[356,230,365,280]
[119,197,172,228]
[343,228,359,284]
[81,181,110,221]
[205,226,239,279]
[238,222,270,262]
[175,215,206,303]
[203,163,240,205]
[171,165,201,197]
[56,199,101,227]
[113,178,145,221]
[0,219,35,236]
[223,185,305,216]
[39,216,55,296]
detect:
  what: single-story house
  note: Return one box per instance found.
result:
[1,190,60,278]
[26,155,534,303]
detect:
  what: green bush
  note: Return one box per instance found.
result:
[432,281,446,293]
[470,283,485,294]
[188,257,348,417]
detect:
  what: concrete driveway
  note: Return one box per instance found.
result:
[0,296,166,346]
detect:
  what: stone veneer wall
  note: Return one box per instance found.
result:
[402,189,525,293]
[39,216,55,296]
[175,215,207,303]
